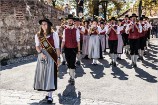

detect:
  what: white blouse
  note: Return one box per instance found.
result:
[35,32,59,48]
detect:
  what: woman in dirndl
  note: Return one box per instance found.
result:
[117,19,124,60]
[99,21,108,58]
[34,18,60,104]
[88,19,101,65]
[82,20,90,59]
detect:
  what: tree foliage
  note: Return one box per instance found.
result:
[133,0,158,16]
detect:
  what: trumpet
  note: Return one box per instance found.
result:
[90,25,97,33]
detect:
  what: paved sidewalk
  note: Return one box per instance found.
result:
[0,38,158,105]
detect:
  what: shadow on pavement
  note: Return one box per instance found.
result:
[1,59,37,71]
[58,65,68,79]
[88,64,105,79]
[29,98,55,105]
[81,59,106,79]
[111,66,129,80]
[75,65,86,78]
[58,84,81,105]
[117,59,132,69]
[134,67,157,83]
[98,59,110,68]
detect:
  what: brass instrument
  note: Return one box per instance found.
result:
[90,25,97,33]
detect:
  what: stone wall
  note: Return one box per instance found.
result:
[0,0,63,65]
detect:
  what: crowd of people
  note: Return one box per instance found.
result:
[33,13,152,103]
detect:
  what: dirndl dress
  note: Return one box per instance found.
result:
[82,35,90,55]
[99,35,105,52]
[34,49,57,91]
[105,35,109,49]
[88,35,100,59]
[117,34,124,54]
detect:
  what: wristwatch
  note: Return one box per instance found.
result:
[38,51,42,54]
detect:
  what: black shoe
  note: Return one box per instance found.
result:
[99,57,103,59]
[140,57,144,60]
[134,63,137,68]
[68,78,75,85]
[84,55,89,59]
[45,96,49,99]
[76,61,81,65]
[127,51,129,55]
[47,97,53,104]
[113,62,117,67]
[62,61,66,65]
[117,57,122,60]
[131,62,135,67]
[110,61,113,65]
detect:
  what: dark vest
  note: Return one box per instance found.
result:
[65,28,78,48]
[109,26,118,40]
[128,24,140,39]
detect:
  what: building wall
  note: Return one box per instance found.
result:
[0,0,63,63]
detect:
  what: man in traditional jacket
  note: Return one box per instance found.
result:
[107,17,120,67]
[126,13,142,68]
[61,14,80,85]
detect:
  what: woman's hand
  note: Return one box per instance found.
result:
[57,59,61,66]
[41,53,47,59]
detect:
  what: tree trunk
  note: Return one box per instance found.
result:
[93,0,99,17]
[138,0,142,18]
[104,1,108,20]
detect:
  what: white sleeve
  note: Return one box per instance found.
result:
[81,26,85,32]
[125,25,130,34]
[62,29,65,42]
[35,34,40,47]
[138,24,142,33]
[53,32,60,48]
[76,29,80,42]
[105,26,108,34]
[117,26,120,34]
[97,26,101,34]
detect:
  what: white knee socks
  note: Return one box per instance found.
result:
[114,54,117,63]
[69,69,75,79]
[48,91,52,98]
[62,53,66,61]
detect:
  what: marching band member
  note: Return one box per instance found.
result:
[145,17,152,47]
[82,20,90,59]
[126,13,142,68]
[107,17,120,67]
[88,19,101,65]
[56,22,67,65]
[117,19,124,60]
[99,21,108,57]
[122,15,131,55]
[61,14,80,85]
[34,18,60,103]
[74,17,85,65]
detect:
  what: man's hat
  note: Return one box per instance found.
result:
[118,19,123,22]
[139,17,144,21]
[100,21,104,24]
[92,18,98,22]
[74,17,81,22]
[142,15,146,18]
[66,14,74,20]
[145,17,149,19]
[39,18,52,26]
[130,13,138,18]
[83,19,90,24]
[110,17,116,21]
[125,15,129,18]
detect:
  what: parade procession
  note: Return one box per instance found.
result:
[34,13,153,104]
[0,0,158,105]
